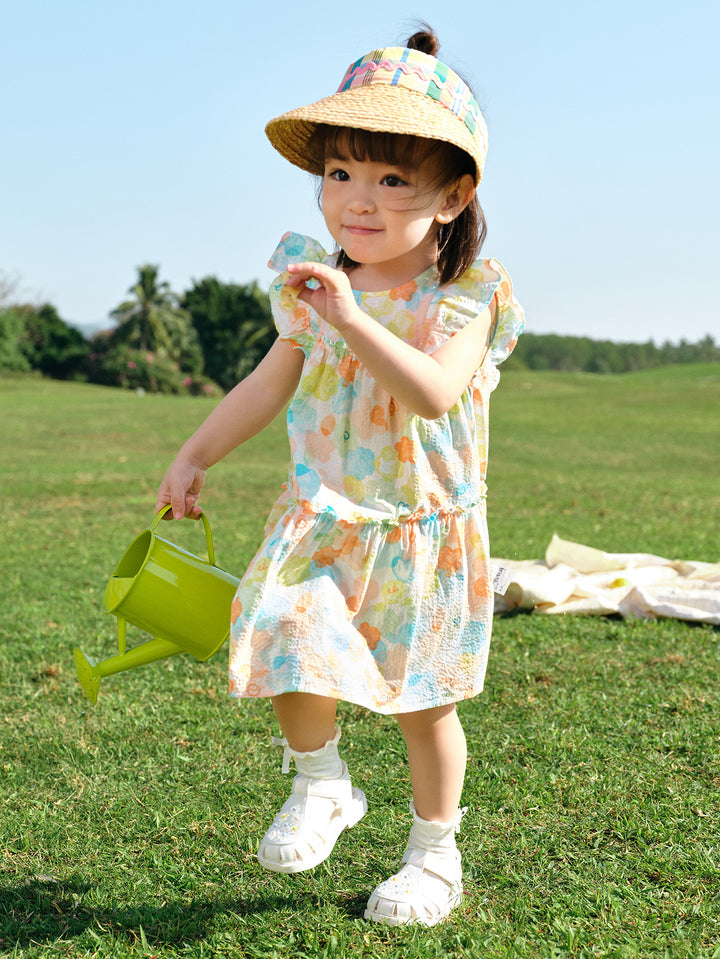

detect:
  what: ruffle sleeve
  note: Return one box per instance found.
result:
[485,258,525,366]
[425,258,525,366]
[267,232,335,354]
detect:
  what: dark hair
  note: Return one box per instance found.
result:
[306,26,487,285]
[405,22,440,57]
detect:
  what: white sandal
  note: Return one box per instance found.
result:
[364,804,465,926]
[257,730,367,874]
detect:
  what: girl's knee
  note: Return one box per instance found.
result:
[396,702,458,735]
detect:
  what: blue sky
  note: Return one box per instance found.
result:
[2,0,717,343]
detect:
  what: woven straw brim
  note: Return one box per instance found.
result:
[265,85,484,184]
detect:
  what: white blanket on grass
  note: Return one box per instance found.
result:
[492,534,720,624]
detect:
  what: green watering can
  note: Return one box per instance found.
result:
[73,506,240,704]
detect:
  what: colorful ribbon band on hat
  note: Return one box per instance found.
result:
[337,47,486,143]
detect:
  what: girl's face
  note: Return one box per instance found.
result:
[320,152,461,288]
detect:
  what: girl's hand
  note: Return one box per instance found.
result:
[155,457,206,520]
[286,261,360,333]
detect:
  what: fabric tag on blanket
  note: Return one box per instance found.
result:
[492,566,513,596]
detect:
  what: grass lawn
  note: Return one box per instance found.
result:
[1,367,719,958]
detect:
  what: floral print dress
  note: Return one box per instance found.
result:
[228,233,524,714]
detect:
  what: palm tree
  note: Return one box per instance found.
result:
[111,264,197,365]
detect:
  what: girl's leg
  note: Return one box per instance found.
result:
[396,703,467,822]
[365,703,466,926]
[258,692,366,874]
[271,692,338,751]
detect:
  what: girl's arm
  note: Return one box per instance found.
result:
[286,262,495,420]
[155,338,304,519]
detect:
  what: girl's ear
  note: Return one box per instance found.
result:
[435,174,476,224]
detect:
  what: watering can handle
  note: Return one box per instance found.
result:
[150,505,218,567]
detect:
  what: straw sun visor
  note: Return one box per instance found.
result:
[266,84,485,184]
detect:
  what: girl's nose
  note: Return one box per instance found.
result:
[347,186,375,214]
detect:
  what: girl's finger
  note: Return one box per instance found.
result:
[287,260,344,289]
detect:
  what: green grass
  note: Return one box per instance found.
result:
[1,369,719,958]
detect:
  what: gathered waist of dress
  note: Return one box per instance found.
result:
[282,490,487,530]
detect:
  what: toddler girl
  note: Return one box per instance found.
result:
[156,27,524,926]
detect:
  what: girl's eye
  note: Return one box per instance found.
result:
[381,174,408,187]
[328,168,349,181]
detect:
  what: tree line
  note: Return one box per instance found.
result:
[505,332,719,373]
[1,266,717,394]
[0,266,274,396]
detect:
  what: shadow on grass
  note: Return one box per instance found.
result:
[0,876,366,949]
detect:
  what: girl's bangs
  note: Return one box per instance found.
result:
[320,126,439,172]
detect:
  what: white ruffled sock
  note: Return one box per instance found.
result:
[288,726,344,780]
[407,802,463,854]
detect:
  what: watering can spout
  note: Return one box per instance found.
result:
[73,639,183,705]
[75,506,240,703]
